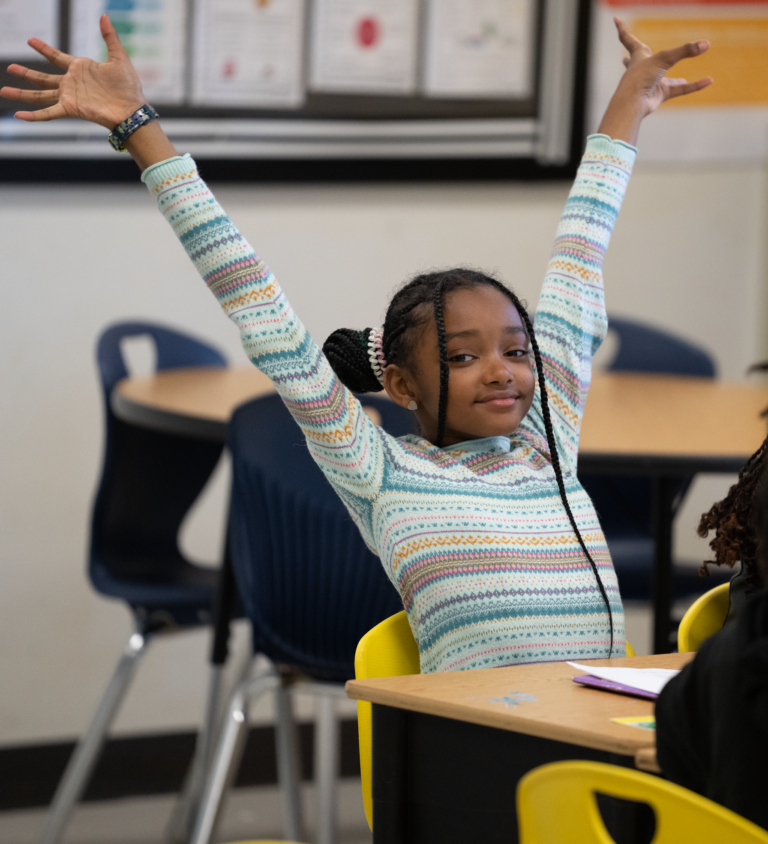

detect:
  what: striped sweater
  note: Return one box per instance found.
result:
[142,134,636,673]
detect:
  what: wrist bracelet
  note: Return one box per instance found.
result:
[108,104,159,152]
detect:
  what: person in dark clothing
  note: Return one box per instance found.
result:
[655,438,768,829]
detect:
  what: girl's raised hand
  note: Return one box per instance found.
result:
[0,14,145,129]
[598,18,713,145]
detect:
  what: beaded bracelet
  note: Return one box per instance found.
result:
[108,104,159,152]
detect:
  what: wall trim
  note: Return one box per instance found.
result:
[0,719,360,811]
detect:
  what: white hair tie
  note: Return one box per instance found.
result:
[367,327,387,387]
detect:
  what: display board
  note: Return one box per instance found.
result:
[0,0,591,181]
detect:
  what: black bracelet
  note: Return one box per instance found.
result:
[108,104,159,152]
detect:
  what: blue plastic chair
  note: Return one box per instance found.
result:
[579,317,720,601]
[190,392,413,844]
[38,322,229,844]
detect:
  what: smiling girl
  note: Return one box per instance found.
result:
[1,17,712,671]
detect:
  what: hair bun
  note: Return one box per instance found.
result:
[323,327,383,393]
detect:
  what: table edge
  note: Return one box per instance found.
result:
[111,391,228,442]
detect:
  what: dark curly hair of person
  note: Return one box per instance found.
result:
[698,361,768,592]
[323,267,616,655]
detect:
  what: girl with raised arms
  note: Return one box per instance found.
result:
[1,19,712,671]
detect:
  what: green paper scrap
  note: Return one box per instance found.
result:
[612,715,656,731]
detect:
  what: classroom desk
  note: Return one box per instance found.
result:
[114,368,768,652]
[346,652,693,844]
[580,373,768,652]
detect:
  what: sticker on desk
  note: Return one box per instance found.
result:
[472,691,536,708]
[612,716,656,731]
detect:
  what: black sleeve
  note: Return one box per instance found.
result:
[655,651,711,794]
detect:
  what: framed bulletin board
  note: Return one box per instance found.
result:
[0,0,591,182]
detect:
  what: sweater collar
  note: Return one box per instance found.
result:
[442,435,512,457]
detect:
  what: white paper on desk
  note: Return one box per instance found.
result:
[309,0,419,95]
[192,0,305,108]
[70,0,187,104]
[423,0,535,99]
[567,663,680,696]
[0,0,58,59]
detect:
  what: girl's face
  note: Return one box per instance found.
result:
[386,285,536,447]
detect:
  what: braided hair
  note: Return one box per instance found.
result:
[323,268,615,654]
[698,362,768,592]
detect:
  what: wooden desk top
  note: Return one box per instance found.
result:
[113,367,768,466]
[346,652,693,758]
[580,372,768,470]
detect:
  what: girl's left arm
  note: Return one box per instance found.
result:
[524,19,712,468]
[526,136,635,467]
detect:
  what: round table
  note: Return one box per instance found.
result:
[114,367,768,652]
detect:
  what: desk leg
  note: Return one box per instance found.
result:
[652,477,676,654]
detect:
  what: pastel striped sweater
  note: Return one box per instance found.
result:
[142,135,636,673]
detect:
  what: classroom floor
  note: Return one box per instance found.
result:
[0,780,372,844]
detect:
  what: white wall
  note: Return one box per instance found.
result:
[1,157,766,745]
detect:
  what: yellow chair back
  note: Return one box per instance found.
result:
[354,611,635,831]
[677,581,731,652]
[354,611,419,830]
[517,760,768,844]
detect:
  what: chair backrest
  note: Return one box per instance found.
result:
[677,582,731,652]
[354,610,420,831]
[606,317,716,379]
[517,760,768,844]
[227,393,415,682]
[90,322,227,608]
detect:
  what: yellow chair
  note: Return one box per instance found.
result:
[677,581,731,652]
[517,760,768,843]
[354,611,635,831]
[354,611,420,830]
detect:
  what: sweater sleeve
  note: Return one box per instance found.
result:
[523,135,636,471]
[141,155,384,545]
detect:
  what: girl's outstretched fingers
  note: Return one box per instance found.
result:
[598,16,713,144]
[1,13,146,127]
[26,37,73,70]
[5,64,61,90]
[664,75,713,101]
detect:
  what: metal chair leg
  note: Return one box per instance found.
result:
[314,692,339,844]
[189,669,281,844]
[36,631,148,844]
[274,679,306,843]
[165,663,227,843]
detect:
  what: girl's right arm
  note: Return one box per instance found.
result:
[0,15,386,544]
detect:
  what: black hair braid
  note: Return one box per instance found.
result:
[323,327,382,393]
[512,297,614,657]
[432,279,450,447]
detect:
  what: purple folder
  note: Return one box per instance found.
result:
[572,674,659,700]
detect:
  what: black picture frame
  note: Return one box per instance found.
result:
[0,0,590,183]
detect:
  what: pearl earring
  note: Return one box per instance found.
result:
[407,400,418,411]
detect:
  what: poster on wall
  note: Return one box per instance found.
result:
[70,0,187,104]
[308,0,420,95]
[423,0,535,99]
[589,0,768,161]
[191,0,305,108]
[0,0,58,59]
